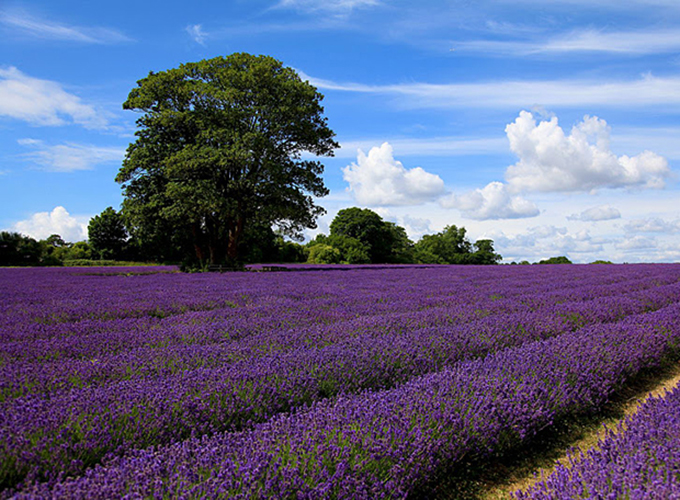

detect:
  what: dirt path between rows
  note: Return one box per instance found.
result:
[481,362,680,499]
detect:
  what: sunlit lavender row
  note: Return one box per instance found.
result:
[2,264,680,496]
[516,380,680,499]
[13,300,680,498]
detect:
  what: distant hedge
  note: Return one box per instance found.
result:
[63,260,158,267]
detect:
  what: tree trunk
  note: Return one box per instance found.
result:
[227,216,244,262]
[191,224,205,263]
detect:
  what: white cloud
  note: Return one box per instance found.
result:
[186,24,207,45]
[440,181,539,220]
[18,140,124,172]
[342,142,446,206]
[616,235,657,250]
[492,225,606,262]
[624,218,680,233]
[13,206,88,242]
[402,215,432,239]
[277,0,379,13]
[504,111,670,192]
[0,9,131,44]
[454,29,680,56]
[567,205,621,221]
[305,73,680,109]
[334,136,507,159]
[0,67,107,128]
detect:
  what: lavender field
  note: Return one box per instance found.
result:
[2,264,680,498]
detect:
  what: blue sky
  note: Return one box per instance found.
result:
[2,0,680,263]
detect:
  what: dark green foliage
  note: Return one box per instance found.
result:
[88,207,128,260]
[590,260,613,264]
[414,225,471,264]
[471,239,503,265]
[538,256,573,265]
[238,223,308,264]
[44,234,66,248]
[328,208,413,263]
[0,232,44,266]
[59,241,92,261]
[413,226,501,265]
[308,210,502,265]
[275,239,308,263]
[117,53,338,267]
[0,232,93,267]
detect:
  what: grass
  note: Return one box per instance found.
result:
[420,360,680,500]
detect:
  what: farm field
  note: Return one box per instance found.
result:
[2,264,680,498]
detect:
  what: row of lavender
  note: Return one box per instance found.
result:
[2,265,680,495]
[516,379,680,499]
[13,293,680,498]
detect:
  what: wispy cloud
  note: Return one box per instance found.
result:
[491,225,606,261]
[497,0,680,7]
[0,8,132,44]
[567,205,622,221]
[18,139,124,172]
[335,136,507,159]
[624,217,680,233]
[304,72,680,109]
[453,29,680,56]
[276,0,380,13]
[0,67,107,128]
[185,24,207,45]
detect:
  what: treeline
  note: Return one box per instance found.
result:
[1,207,503,267]
[0,232,92,267]
[305,208,501,265]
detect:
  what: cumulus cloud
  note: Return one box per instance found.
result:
[18,139,124,172]
[567,205,621,221]
[624,217,680,233]
[13,206,88,242]
[0,67,107,128]
[440,181,539,220]
[342,142,445,206]
[505,111,670,192]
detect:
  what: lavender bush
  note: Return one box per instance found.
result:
[515,380,680,499]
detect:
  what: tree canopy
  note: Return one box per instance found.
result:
[307,208,501,265]
[537,256,572,265]
[88,207,128,260]
[413,225,501,265]
[327,208,413,263]
[116,53,338,267]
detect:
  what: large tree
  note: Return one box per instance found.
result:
[116,53,338,266]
